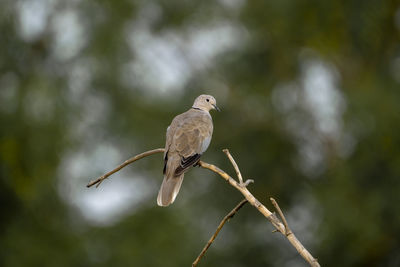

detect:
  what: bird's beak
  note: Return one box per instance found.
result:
[213,104,221,112]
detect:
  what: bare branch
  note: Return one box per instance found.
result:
[222,149,244,184]
[199,159,320,267]
[86,148,320,266]
[192,199,248,267]
[86,148,164,188]
[270,197,292,236]
[197,161,283,229]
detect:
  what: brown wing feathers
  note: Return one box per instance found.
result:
[174,153,201,176]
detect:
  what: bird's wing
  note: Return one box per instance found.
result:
[170,110,213,176]
[163,125,172,174]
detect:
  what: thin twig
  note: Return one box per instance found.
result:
[222,149,244,184]
[86,148,164,188]
[86,148,320,267]
[270,198,292,236]
[192,199,248,267]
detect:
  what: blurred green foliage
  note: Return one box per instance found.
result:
[1,0,400,266]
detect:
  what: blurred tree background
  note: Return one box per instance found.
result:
[1,0,400,266]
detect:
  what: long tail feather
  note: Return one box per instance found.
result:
[157,174,184,206]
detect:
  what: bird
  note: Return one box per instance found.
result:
[157,94,220,206]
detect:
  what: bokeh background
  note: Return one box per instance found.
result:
[1,0,400,266]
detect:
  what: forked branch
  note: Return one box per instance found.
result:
[86,148,320,267]
[271,197,292,236]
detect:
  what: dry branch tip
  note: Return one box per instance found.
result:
[223,148,244,184]
[192,199,248,267]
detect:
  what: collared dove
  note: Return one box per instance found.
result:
[157,94,220,206]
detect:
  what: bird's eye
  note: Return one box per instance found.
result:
[206,99,209,102]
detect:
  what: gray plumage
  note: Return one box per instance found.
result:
[157,95,219,206]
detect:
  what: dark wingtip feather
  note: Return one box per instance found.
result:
[174,154,201,176]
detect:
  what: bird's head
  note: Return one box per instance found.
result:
[192,94,220,112]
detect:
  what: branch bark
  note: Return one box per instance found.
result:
[86,148,164,188]
[192,199,248,267]
[86,148,320,267]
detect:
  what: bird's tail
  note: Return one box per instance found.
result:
[157,174,184,206]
